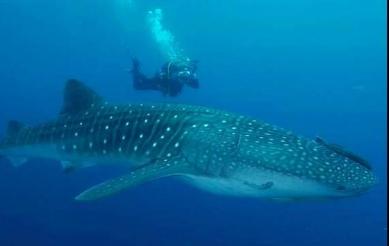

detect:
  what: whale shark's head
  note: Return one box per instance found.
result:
[232,133,377,200]
[305,137,377,198]
[322,162,376,199]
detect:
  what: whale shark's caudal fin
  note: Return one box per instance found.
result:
[0,121,29,167]
[6,120,26,138]
[60,79,104,116]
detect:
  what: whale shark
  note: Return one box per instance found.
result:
[0,79,376,201]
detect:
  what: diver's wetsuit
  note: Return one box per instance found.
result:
[131,59,198,97]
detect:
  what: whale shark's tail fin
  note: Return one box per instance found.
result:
[0,121,29,167]
[6,120,26,138]
[0,120,26,148]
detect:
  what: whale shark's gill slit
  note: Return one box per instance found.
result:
[139,109,160,152]
[219,132,241,177]
[234,132,242,154]
[128,110,139,155]
[111,111,125,152]
[157,114,191,159]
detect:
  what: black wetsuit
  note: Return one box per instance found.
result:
[132,59,199,97]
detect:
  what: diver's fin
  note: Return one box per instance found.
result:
[75,159,190,201]
[60,79,104,116]
[8,157,28,167]
[6,120,26,138]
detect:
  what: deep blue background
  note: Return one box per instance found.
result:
[0,1,386,245]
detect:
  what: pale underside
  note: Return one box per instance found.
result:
[182,166,344,199]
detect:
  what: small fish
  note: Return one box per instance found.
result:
[0,79,376,201]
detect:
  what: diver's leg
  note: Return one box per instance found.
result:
[131,59,157,90]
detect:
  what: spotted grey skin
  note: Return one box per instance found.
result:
[0,80,376,201]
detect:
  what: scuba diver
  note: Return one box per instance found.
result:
[131,58,199,97]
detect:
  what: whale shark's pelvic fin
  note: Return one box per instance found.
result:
[75,158,191,201]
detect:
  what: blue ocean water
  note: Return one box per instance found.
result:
[0,0,386,245]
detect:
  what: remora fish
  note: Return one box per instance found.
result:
[0,80,376,201]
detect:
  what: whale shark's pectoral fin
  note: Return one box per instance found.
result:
[75,159,189,201]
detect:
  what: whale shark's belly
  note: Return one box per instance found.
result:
[182,166,344,199]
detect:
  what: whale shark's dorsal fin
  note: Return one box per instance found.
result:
[60,79,104,116]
